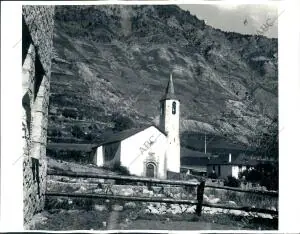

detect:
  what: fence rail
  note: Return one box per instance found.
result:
[47,170,202,186]
[203,203,277,215]
[46,170,278,216]
[205,184,278,197]
[45,192,199,205]
[45,192,278,215]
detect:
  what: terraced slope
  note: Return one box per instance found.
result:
[48,5,278,156]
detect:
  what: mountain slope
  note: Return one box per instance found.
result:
[48,5,278,155]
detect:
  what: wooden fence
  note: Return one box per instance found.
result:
[46,171,278,216]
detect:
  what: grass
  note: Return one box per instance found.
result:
[33,205,277,230]
[45,197,97,211]
[47,157,117,175]
[121,208,277,230]
[31,209,109,230]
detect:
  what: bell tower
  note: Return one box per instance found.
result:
[159,73,180,173]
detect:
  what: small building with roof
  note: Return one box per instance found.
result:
[207,153,258,179]
[180,147,216,176]
[92,74,181,179]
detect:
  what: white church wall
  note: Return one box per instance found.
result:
[162,100,180,173]
[94,146,103,166]
[120,126,167,179]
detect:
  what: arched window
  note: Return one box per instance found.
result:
[146,163,156,178]
[172,101,176,115]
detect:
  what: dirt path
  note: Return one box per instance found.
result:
[107,211,120,229]
[122,219,245,230]
[27,209,274,231]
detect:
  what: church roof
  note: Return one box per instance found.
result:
[94,125,167,147]
[181,147,212,158]
[161,73,177,101]
[181,148,216,167]
[181,157,211,167]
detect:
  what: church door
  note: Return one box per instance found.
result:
[146,163,156,178]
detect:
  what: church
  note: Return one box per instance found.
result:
[92,74,180,179]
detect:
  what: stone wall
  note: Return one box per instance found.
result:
[46,177,197,214]
[22,5,55,225]
[22,6,55,78]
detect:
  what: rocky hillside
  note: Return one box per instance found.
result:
[48,5,278,155]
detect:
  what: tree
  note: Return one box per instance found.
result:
[256,117,278,160]
[239,162,278,191]
[112,113,134,132]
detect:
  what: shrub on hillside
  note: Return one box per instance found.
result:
[84,132,96,141]
[224,176,240,188]
[71,125,85,138]
[62,108,78,119]
[112,113,134,132]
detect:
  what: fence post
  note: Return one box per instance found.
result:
[196,181,205,216]
[147,182,151,191]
